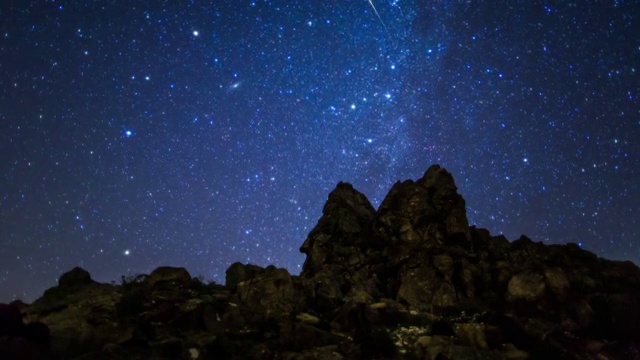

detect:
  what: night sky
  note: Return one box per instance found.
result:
[1,1,638,302]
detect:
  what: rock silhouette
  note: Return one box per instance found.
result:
[15,165,640,359]
[0,302,51,359]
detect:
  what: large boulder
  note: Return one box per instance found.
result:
[146,266,192,287]
[225,262,266,291]
[135,267,196,325]
[58,267,94,289]
[235,265,299,318]
[506,271,546,302]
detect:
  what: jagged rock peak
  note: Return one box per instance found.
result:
[416,164,458,189]
[299,165,474,279]
[376,164,472,249]
[299,181,375,277]
[320,181,376,225]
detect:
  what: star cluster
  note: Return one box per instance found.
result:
[1,1,638,302]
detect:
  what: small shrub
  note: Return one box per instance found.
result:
[116,274,148,320]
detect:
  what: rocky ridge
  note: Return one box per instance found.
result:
[3,165,640,359]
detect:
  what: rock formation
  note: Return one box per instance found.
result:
[8,165,640,359]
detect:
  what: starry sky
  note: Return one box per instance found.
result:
[1,1,639,302]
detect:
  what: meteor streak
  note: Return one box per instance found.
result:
[367,0,389,33]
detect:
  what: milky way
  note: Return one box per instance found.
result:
[1,1,638,302]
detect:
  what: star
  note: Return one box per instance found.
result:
[0,0,637,304]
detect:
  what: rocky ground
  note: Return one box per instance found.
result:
[2,165,640,359]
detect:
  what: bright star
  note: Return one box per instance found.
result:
[193,30,199,36]
[125,130,133,137]
[124,249,130,256]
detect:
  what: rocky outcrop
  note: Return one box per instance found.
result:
[376,165,472,250]
[17,165,640,359]
[0,302,51,359]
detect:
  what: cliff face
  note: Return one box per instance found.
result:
[5,165,640,359]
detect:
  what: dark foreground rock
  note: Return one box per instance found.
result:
[0,302,51,359]
[19,165,640,359]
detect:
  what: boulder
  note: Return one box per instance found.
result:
[144,266,193,305]
[58,267,94,289]
[506,271,546,302]
[236,266,298,318]
[226,262,266,291]
[146,266,192,287]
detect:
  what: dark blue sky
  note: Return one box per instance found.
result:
[1,0,638,302]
